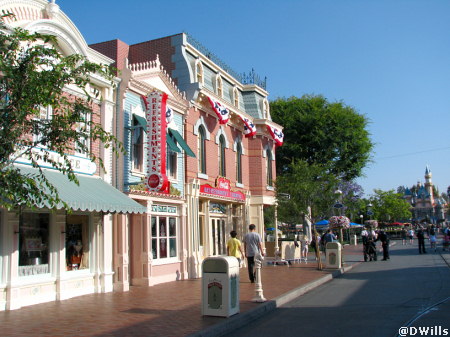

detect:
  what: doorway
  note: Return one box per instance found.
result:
[211,218,226,256]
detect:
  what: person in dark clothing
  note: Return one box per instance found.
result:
[377,230,390,260]
[416,227,427,254]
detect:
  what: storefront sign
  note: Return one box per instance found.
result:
[144,90,169,193]
[200,177,245,201]
[14,147,97,175]
[151,205,177,214]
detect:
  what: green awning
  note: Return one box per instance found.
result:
[166,133,181,153]
[17,165,147,214]
[169,129,196,157]
[133,114,147,131]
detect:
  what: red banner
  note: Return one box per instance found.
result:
[144,90,169,193]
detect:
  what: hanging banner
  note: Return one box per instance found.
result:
[144,90,169,193]
[240,116,256,137]
[207,96,230,124]
[267,125,284,146]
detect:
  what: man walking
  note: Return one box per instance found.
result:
[243,224,264,283]
[417,227,427,254]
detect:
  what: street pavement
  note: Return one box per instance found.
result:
[0,244,362,337]
[1,243,448,337]
[224,243,450,337]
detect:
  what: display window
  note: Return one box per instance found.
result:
[65,215,90,271]
[18,212,50,276]
[151,216,177,260]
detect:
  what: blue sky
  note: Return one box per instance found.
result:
[59,0,450,197]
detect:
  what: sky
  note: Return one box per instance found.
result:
[58,0,450,197]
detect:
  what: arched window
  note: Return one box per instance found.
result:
[219,134,226,177]
[233,87,239,108]
[266,149,273,187]
[198,125,207,174]
[263,99,270,119]
[196,61,203,85]
[216,76,223,97]
[236,142,242,184]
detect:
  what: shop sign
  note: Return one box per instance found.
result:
[151,205,177,214]
[14,147,97,175]
[143,90,169,193]
[200,177,245,201]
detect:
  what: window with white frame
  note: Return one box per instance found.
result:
[131,120,144,172]
[216,76,223,97]
[65,214,90,271]
[233,87,239,108]
[196,61,204,85]
[198,125,207,174]
[75,111,90,157]
[166,148,178,179]
[32,106,53,146]
[236,142,243,184]
[18,212,50,276]
[266,149,273,187]
[219,134,226,177]
[151,216,177,259]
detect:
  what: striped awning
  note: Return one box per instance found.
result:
[16,165,147,214]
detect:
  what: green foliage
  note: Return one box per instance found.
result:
[0,27,123,210]
[368,189,412,222]
[270,94,373,181]
[275,160,339,224]
[271,94,373,223]
[263,205,275,227]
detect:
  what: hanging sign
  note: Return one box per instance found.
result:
[143,90,169,193]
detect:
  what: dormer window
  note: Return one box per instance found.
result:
[233,87,239,108]
[196,61,204,85]
[216,76,223,98]
[263,99,270,119]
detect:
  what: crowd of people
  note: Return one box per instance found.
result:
[226,222,450,283]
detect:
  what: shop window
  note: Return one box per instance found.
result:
[198,125,207,174]
[18,212,50,276]
[151,216,177,260]
[166,148,178,179]
[236,142,242,184]
[132,120,144,172]
[219,134,226,177]
[65,215,90,271]
[266,149,273,187]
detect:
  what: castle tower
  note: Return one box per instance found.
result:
[424,165,434,205]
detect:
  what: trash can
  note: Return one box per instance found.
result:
[325,242,342,269]
[202,256,240,317]
[350,235,357,246]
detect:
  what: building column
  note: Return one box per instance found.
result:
[113,213,129,292]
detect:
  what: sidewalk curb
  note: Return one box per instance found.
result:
[188,261,362,337]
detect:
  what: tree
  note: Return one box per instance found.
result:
[0,25,123,210]
[271,94,373,181]
[276,160,339,224]
[271,94,373,222]
[368,189,412,222]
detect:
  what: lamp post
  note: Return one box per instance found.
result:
[360,214,363,224]
[367,203,373,220]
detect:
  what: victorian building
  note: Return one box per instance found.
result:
[0,0,145,310]
[92,33,283,280]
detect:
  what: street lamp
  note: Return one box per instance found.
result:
[360,214,363,224]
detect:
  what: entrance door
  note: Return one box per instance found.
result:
[211,218,226,256]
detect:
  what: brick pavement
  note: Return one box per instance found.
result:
[0,245,363,337]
